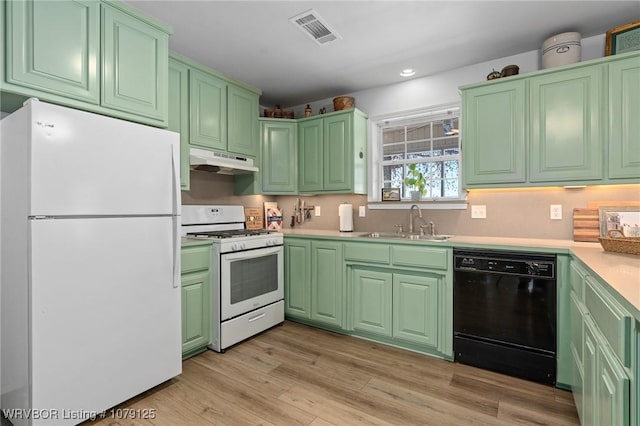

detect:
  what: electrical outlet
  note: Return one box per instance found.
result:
[315,206,321,217]
[359,206,366,217]
[550,204,562,220]
[471,205,487,219]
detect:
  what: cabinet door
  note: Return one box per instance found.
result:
[262,121,297,193]
[583,317,598,426]
[189,69,227,150]
[284,240,311,319]
[529,66,603,182]
[609,56,640,179]
[102,4,168,122]
[311,241,343,328]
[181,270,211,356]
[324,113,353,191]
[462,80,526,185]
[596,341,630,426]
[6,0,99,103]
[298,118,324,192]
[392,272,440,348]
[352,268,392,337]
[168,59,190,190]
[228,85,259,156]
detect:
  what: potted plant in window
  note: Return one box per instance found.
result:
[404,163,426,201]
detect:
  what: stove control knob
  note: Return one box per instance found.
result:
[241,243,246,250]
[265,240,271,247]
[231,243,238,251]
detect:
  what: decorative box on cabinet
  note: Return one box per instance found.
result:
[2,0,170,127]
[181,242,212,359]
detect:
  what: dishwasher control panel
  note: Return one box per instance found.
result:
[454,250,555,278]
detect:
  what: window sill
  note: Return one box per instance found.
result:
[367,202,468,210]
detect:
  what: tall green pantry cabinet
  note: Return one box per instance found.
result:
[2,0,170,126]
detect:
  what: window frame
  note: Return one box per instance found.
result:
[367,103,467,209]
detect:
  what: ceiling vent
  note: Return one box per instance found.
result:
[289,9,341,45]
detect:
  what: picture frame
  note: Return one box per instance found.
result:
[605,20,640,56]
[598,206,640,237]
[382,187,400,201]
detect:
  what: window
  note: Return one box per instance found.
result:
[368,104,465,206]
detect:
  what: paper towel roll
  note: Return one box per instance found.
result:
[339,203,353,232]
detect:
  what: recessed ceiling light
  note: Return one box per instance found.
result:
[400,69,415,77]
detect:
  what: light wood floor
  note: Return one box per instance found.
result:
[86,321,579,426]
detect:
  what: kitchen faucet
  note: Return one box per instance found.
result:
[408,204,422,234]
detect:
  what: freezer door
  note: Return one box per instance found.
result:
[28,101,179,216]
[29,217,181,424]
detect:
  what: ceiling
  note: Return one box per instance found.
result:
[125,1,639,107]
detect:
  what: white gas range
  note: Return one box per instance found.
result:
[182,205,284,352]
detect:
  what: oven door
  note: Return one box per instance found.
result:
[220,245,284,321]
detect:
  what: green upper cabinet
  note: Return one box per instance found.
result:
[2,0,171,126]
[529,66,603,182]
[168,58,190,190]
[460,51,640,188]
[462,79,526,185]
[609,55,640,179]
[262,119,297,193]
[298,118,324,192]
[5,0,100,104]
[228,85,259,157]
[298,108,367,194]
[189,68,227,151]
[101,3,168,123]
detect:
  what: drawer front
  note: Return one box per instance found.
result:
[391,246,448,270]
[181,244,211,274]
[344,243,390,264]
[569,261,586,302]
[585,277,633,367]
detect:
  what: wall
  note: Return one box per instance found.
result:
[184,31,639,241]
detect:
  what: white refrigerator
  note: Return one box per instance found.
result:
[0,99,182,425]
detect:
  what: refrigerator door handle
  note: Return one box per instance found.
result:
[171,140,181,288]
[172,216,180,288]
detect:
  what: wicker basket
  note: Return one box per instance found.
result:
[598,230,640,255]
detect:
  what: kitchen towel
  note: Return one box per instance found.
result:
[339,203,353,232]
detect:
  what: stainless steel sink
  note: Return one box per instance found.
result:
[365,232,453,241]
[365,232,407,239]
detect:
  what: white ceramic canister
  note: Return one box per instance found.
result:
[541,32,581,69]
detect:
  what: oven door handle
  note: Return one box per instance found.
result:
[221,245,282,262]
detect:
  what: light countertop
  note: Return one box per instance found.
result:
[282,229,640,318]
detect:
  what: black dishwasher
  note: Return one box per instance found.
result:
[453,249,556,384]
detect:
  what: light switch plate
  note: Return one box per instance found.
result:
[550,204,562,220]
[359,206,366,217]
[471,205,487,219]
[315,206,321,217]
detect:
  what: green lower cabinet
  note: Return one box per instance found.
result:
[393,272,440,348]
[181,270,211,357]
[311,241,343,328]
[181,243,212,359]
[595,338,630,426]
[352,268,392,337]
[284,239,311,320]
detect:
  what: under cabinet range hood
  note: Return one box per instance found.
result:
[189,147,258,175]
